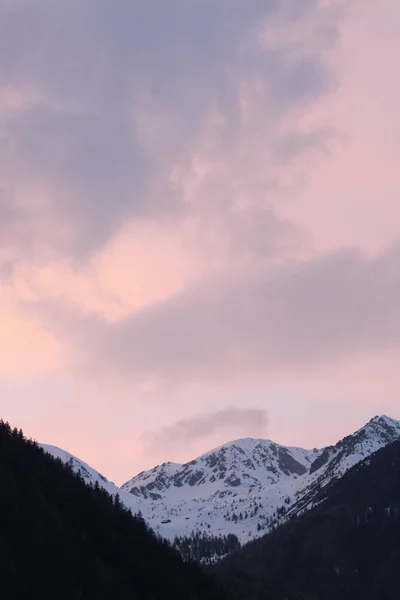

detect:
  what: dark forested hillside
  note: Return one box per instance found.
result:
[214,440,400,600]
[0,421,224,600]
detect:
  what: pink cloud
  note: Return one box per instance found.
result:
[278,0,400,253]
[0,294,65,378]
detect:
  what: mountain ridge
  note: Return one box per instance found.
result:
[121,414,400,544]
[0,421,224,599]
[121,437,320,499]
[41,414,400,549]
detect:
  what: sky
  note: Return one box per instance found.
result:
[1,0,400,484]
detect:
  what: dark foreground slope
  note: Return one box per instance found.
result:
[0,421,224,600]
[214,439,400,600]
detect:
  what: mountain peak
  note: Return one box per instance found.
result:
[361,414,400,440]
[122,436,317,501]
[369,414,399,427]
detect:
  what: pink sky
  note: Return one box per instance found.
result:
[0,0,399,483]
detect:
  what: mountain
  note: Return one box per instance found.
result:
[39,415,400,560]
[122,438,318,499]
[283,414,400,521]
[213,438,400,599]
[40,443,138,506]
[0,421,224,599]
[121,415,400,545]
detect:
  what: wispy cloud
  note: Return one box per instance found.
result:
[141,408,268,460]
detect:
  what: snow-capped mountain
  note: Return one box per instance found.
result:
[309,414,400,478]
[40,415,400,547]
[40,444,139,513]
[121,415,400,543]
[284,414,400,520]
[122,439,320,501]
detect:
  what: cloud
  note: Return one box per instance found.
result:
[0,0,341,261]
[141,407,268,459]
[23,242,400,385]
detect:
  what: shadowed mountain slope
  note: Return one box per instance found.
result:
[0,420,224,600]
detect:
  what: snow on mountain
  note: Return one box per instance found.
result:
[40,415,400,547]
[122,438,319,501]
[121,415,400,543]
[309,414,400,478]
[284,415,400,520]
[40,444,139,513]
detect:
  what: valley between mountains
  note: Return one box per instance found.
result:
[41,414,400,555]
